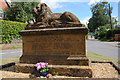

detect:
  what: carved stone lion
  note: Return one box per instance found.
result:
[32,3,81,25]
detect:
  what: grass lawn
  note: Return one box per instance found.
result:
[0,52,119,65]
[0,56,20,65]
[87,51,119,65]
[1,43,22,50]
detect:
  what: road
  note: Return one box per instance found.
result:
[0,39,119,59]
[0,49,22,59]
[87,39,119,59]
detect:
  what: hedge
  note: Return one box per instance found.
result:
[0,20,27,43]
[94,29,120,41]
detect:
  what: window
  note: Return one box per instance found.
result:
[0,9,3,19]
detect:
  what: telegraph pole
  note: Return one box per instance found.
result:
[108,3,113,39]
[108,3,112,30]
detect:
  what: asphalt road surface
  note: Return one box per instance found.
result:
[0,49,22,59]
[0,39,119,59]
[87,39,119,59]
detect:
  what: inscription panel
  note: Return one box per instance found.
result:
[23,34,85,56]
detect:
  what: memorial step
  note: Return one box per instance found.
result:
[16,63,92,77]
[20,55,90,66]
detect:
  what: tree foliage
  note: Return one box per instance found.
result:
[94,24,120,41]
[4,2,39,23]
[88,2,113,32]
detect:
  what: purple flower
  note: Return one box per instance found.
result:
[35,62,48,70]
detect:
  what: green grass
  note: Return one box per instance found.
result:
[0,56,20,65]
[99,38,114,42]
[2,42,22,50]
[87,51,119,64]
[11,45,22,49]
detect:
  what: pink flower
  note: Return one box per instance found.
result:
[36,65,41,70]
[35,62,48,70]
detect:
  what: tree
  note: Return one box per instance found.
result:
[88,2,113,32]
[4,2,40,23]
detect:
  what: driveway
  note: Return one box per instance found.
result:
[86,39,119,59]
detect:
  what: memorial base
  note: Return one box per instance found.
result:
[19,27,92,77]
[19,27,89,66]
[16,63,92,78]
[20,55,90,66]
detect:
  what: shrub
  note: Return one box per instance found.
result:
[105,30,112,39]
[0,20,27,43]
[94,27,120,41]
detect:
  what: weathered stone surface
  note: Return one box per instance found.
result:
[16,63,92,77]
[26,24,82,30]
[48,65,92,77]
[2,78,120,80]
[31,3,81,27]
[21,27,88,35]
[20,55,89,66]
[19,27,89,65]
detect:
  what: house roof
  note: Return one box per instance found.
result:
[4,0,12,7]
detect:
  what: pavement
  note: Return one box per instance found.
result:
[0,39,119,59]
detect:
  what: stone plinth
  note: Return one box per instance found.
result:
[19,27,89,65]
[16,63,92,77]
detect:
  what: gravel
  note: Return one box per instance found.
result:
[91,63,118,78]
[0,71,30,78]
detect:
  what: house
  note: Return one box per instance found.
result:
[0,0,11,20]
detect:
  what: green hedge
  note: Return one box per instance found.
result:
[0,20,27,43]
[94,29,120,41]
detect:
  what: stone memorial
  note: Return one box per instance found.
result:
[18,3,92,77]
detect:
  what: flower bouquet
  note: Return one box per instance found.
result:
[35,62,49,77]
